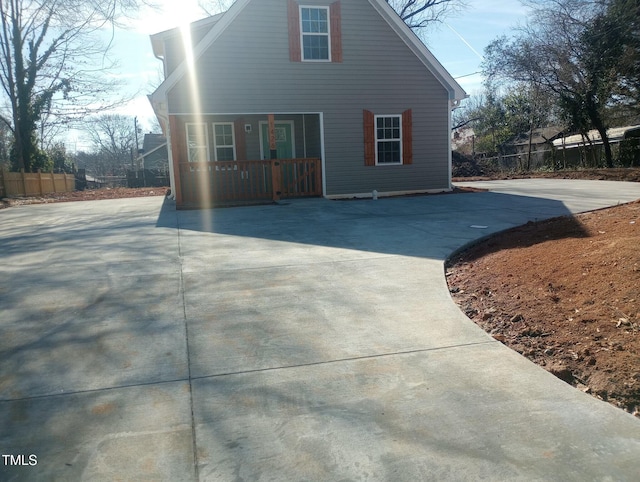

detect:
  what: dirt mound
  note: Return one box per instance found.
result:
[446,201,640,417]
[0,187,166,209]
[451,152,510,179]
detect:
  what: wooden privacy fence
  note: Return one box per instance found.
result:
[178,158,322,208]
[0,169,75,198]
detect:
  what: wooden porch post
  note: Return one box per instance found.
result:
[168,116,183,206]
[271,160,282,202]
[268,114,277,160]
[268,114,281,201]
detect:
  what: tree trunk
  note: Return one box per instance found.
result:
[593,122,613,168]
[12,122,26,172]
[588,103,614,168]
[9,6,31,172]
[527,129,533,171]
[601,133,614,168]
[526,87,538,171]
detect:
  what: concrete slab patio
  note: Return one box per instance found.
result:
[1,179,640,480]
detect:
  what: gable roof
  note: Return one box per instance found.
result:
[150,13,225,59]
[142,133,166,150]
[150,0,466,111]
[510,127,565,147]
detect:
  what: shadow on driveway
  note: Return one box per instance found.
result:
[156,191,587,262]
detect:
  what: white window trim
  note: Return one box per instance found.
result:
[185,122,210,163]
[299,5,331,62]
[374,115,403,166]
[212,122,236,161]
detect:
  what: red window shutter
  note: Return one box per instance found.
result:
[288,0,301,62]
[402,109,413,165]
[363,110,375,166]
[330,1,343,63]
[234,118,247,161]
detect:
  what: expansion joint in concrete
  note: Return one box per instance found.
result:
[190,340,496,381]
[176,213,200,481]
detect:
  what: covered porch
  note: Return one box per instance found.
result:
[168,113,324,208]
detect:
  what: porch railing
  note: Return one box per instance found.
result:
[178,158,321,207]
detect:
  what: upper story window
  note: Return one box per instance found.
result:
[375,115,402,165]
[289,1,342,63]
[213,123,236,161]
[186,123,209,162]
[300,7,330,61]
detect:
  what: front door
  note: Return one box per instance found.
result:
[260,121,295,160]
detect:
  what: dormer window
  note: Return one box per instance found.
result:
[288,1,342,63]
[300,7,330,61]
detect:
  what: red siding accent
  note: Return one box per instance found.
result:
[234,118,247,161]
[330,1,343,63]
[268,114,277,154]
[169,116,184,205]
[363,110,375,166]
[402,109,413,165]
[288,0,301,62]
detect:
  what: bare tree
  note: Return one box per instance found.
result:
[386,0,466,30]
[84,114,136,176]
[198,0,467,32]
[0,0,151,172]
[198,0,231,15]
[0,120,9,169]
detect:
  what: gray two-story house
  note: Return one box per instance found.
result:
[149,0,466,208]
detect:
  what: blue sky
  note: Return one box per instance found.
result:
[428,0,530,93]
[66,0,530,149]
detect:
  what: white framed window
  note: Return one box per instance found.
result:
[300,6,330,61]
[185,123,209,162]
[212,123,236,161]
[375,115,402,165]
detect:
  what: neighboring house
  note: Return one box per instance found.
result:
[451,127,475,156]
[507,127,565,157]
[149,0,466,208]
[138,133,169,172]
[501,127,565,170]
[129,133,170,188]
[552,125,640,167]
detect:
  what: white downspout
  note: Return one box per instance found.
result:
[319,112,327,197]
[448,98,461,192]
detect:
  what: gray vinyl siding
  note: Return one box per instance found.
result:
[142,147,169,171]
[166,0,451,195]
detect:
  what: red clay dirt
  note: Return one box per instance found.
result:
[452,167,640,183]
[446,201,640,417]
[0,187,165,209]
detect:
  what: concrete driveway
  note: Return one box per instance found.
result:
[2,179,640,481]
